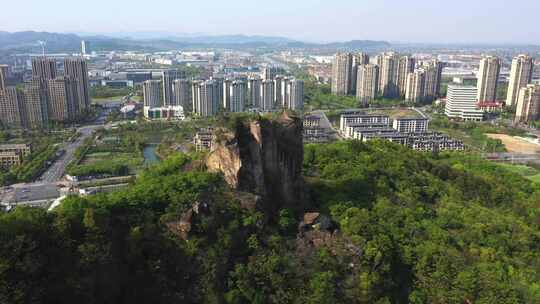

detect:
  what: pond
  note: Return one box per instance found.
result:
[143,145,160,165]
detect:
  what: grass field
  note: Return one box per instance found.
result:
[496,163,540,183]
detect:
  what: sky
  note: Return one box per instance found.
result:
[1,0,539,44]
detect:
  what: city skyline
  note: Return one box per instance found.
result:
[1,0,540,44]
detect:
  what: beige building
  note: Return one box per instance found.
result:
[47,77,77,122]
[0,152,22,169]
[331,53,352,95]
[506,54,534,106]
[379,52,400,98]
[515,84,540,123]
[0,87,25,128]
[0,144,32,156]
[22,81,48,129]
[64,58,90,112]
[350,53,370,94]
[32,57,57,80]
[397,56,416,97]
[405,70,425,103]
[477,55,501,102]
[356,64,379,104]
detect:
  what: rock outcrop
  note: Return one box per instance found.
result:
[207,112,304,214]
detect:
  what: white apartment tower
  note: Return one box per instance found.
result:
[287,79,304,110]
[143,80,161,107]
[506,54,534,106]
[477,56,501,102]
[192,80,220,117]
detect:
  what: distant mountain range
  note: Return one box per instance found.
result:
[0,31,391,53]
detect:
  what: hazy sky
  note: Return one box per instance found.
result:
[1,0,539,44]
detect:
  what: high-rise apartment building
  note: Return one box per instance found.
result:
[287,79,304,110]
[477,55,501,102]
[228,80,247,113]
[0,64,8,91]
[47,77,77,122]
[514,84,540,123]
[64,58,90,112]
[397,56,416,97]
[506,54,534,106]
[223,79,232,110]
[22,81,48,128]
[143,80,161,107]
[274,76,283,106]
[350,53,370,94]
[379,52,399,98]
[81,40,90,55]
[261,80,275,111]
[445,85,483,121]
[356,64,379,104]
[192,80,220,117]
[162,70,182,106]
[173,79,191,110]
[32,57,57,80]
[422,60,444,102]
[281,77,291,107]
[331,53,352,95]
[262,66,285,81]
[0,87,24,128]
[248,77,262,107]
[405,70,425,103]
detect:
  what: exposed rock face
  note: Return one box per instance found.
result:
[207,112,304,214]
[166,201,209,240]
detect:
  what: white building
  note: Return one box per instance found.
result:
[392,118,429,133]
[445,85,484,121]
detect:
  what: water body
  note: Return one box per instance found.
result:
[143,145,160,166]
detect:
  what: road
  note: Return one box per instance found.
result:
[39,125,103,183]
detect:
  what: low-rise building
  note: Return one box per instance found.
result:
[340,114,390,133]
[194,128,214,151]
[143,106,185,121]
[407,132,465,152]
[445,85,484,121]
[362,132,409,145]
[346,123,391,138]
[392,118,429,133]
[303,127,329,143]
[0,152,22,169]
[303,115,321,128]
[0,143,32,156]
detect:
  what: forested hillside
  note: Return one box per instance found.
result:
[1,141,539,303]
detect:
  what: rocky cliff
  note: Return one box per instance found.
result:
[207,112,304,214]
